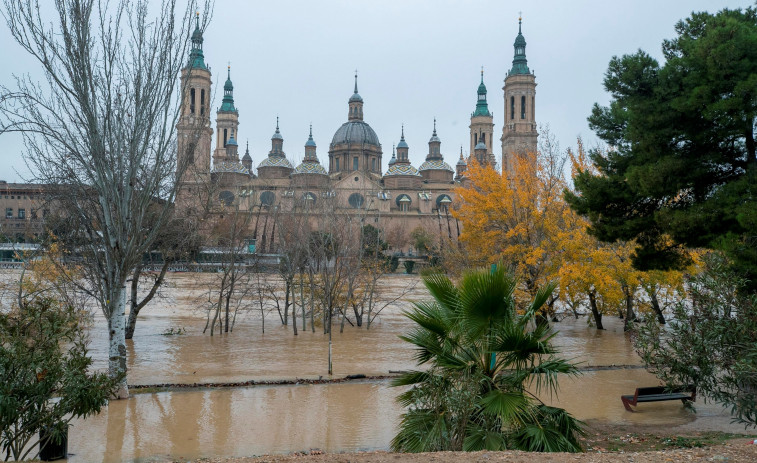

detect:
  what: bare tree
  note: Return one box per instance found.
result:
[0,0,211,398]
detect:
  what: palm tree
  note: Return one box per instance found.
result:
[391,265,584,452]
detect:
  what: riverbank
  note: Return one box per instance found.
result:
[193,430,757,463]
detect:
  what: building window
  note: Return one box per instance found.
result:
[521,96,526,119]
[5,208,12,219]
[511,96,515,120]
[223,128,228,147]
[348,193,365,209]
[474,133,477,145]
[259,191,275,206]
[335,158,340,171]
[200,89,206,115]
[190,88,195,114]
[353,157,358,170]
[396,194,411,212]
[372,158,376,171]
[18,209,25,219]
[436,194,452,213]
[481,133,485,144]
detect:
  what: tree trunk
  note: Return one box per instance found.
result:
[108,285,129,399]
[283,279,290,326]
[300,271,306,331]
[588,291,604,330]
[125,260,169,339]
[650,289,666,324]
[622,284,636,332]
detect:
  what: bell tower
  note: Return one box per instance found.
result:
[469,68,495,166]
[501,16,538,176]
[213,66,240,164]
[177,12,213,183]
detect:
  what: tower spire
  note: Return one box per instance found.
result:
[188,11,206,69]
[510,14,530,75]
[220,65,236,112]
[354,70,358,94]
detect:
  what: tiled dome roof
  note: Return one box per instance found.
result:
[212,161,249,175]
[384,164,421,177]
[258,156,293,169]
[419,160,454,172]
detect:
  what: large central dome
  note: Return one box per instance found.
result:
[331,120,380,147]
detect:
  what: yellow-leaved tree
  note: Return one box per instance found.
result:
[453,135,568,320]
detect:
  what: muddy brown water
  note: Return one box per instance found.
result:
[13,273,745,462]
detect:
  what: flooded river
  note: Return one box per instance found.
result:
[21,273,745,462]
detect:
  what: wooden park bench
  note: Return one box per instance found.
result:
[621,385,696,411]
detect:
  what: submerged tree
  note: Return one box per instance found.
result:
[0,0,211,397]
[392,266,583,453]
[635,253,757,428]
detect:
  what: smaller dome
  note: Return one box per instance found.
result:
[242,151,252,162]
[388,152,396,165]
[212,160,249,175]
[419,160,454,172]
[475,141,487,151]
[397,138,409,149]
[429,133,441,144]
[305,126,316,147]
[478,81,487,95]
[457,155,467,166]
[294,161,327,175]
[258,156,293,169]
[227,136,238,146]
[272,128,283,140]
[349,92,363,103]
[384,164,421,177]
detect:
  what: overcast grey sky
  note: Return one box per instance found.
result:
[0,0,752,182]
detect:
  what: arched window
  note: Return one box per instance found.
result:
[260,191,275,206]
[474,133,478,145]
[532,96,535,119]
[348,193,365,209]
[200,89,205,115]
[353,157,359,170]
[219,190,234,206]
[190,88,196,114]
[335,158,340,171]
[301,192,316,207]
[481,133,485,144]
[436,194,452,213]
[510,96,515,120]
[223,128,228,147]
[521,96,526,119]
[396,194,411,212]
[371,158,376,171]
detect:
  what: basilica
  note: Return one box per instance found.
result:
[176,16,538,252]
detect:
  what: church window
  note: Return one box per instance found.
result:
[372,158,376,171]
[335,158,340,171]
[260,191,275,206]
[396,194,411,212]
[190,88,195,114]
[200,89,205,115]
[510,96,515,120]
[521,96,526,119]
[474,133,477,145]
[481,133,485,144]
[223,128,228,147]
[219,190,234,206]
[5,208,12,219]
[348,193,365,209]
[353,157,358,170]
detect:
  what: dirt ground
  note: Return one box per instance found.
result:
[191,426,757,463]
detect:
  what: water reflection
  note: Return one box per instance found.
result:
[69,383,402,463]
